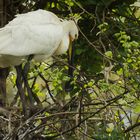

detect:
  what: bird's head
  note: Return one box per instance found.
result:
[68,20,79,42]
[66,20,79,61]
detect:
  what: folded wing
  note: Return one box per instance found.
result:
[0,10,64,57]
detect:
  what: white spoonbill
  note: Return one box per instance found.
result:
[0,9,78,67]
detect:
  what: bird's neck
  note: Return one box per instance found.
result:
[62,20,72,34]
[54,21,72,56]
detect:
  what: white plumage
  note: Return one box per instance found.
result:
[0,9,78,67]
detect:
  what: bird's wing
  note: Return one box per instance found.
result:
[8,9,61,26]
[0,24,63,56]
[0,10,64,56]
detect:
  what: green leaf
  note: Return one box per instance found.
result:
[134,102,140,113]
[117,68,123,75]
[105,51,113,58]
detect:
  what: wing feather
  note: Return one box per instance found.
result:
[0,10,64,57]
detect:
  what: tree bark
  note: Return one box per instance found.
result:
[0,0,10,106]
[0,0,5,27]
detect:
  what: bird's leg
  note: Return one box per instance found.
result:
[22,55,43,115]
[15,65,29,118]
[0,68,9,106]
[22,55,34,107]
